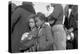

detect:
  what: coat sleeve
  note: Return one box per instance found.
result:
[21,39,36,49]
[11,8,21,31]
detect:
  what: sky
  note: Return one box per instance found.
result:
[11,0,67,17]
[11,1,54,17]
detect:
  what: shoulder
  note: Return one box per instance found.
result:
[16,7,31,14]
[43,23,51,31]
[15,7,23,12]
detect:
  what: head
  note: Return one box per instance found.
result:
[68,5,73,9]
[22,2,35,14]
[35,12,46,27]
[51,3,56,7]
[46,4,52,11]
[10,2,17,13]
[29,18,35,28]
[48,15,57,26]
[28,14,36,29]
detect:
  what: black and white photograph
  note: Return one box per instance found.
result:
[8,0,78,53]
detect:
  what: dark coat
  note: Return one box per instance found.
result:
[11,4,35,53]
[68,6,78,49]
[64,5,78,49]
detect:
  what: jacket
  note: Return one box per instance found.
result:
[37,23,53,51]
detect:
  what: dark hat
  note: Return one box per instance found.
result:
[22,2,33,6]
[48,15,57,21]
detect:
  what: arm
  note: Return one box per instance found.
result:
[69,15,78,32]
[11,8,21,32]
[21,30,38,49]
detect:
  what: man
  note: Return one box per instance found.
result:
[35,13,53,51]
[70,5,78,49]
[11,2,35,53]
[64,5,78,49]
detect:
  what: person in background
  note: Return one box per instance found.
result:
[64,5,74,49]
[70,5,78,49]
[35,13,53,51]
[11,2,36,53]
[47,4,66,50]
[64,5,78,49]
[9,1,17,14]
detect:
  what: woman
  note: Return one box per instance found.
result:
[21,14,38,52]
[48,16,57,50]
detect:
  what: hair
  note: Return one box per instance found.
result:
[20,2,35,14]
[48,16,57,21]
[48,14,57,21]
[48,15,57,26]
[68,5,73,9]
[27,14,36,31]
[35,12,46,21]
[28,14,35,19]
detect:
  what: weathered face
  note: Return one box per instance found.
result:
[35,17,43,27]
[29,18,35,28]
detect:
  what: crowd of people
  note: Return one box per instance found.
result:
[9,1,78,53]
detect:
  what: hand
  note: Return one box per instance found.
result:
[21,32,29,41]
[68,28,73,32]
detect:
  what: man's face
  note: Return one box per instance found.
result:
[35,17,43,27]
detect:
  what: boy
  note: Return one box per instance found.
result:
[35,13,53,51]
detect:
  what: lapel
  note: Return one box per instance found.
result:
[38,23,48,37]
